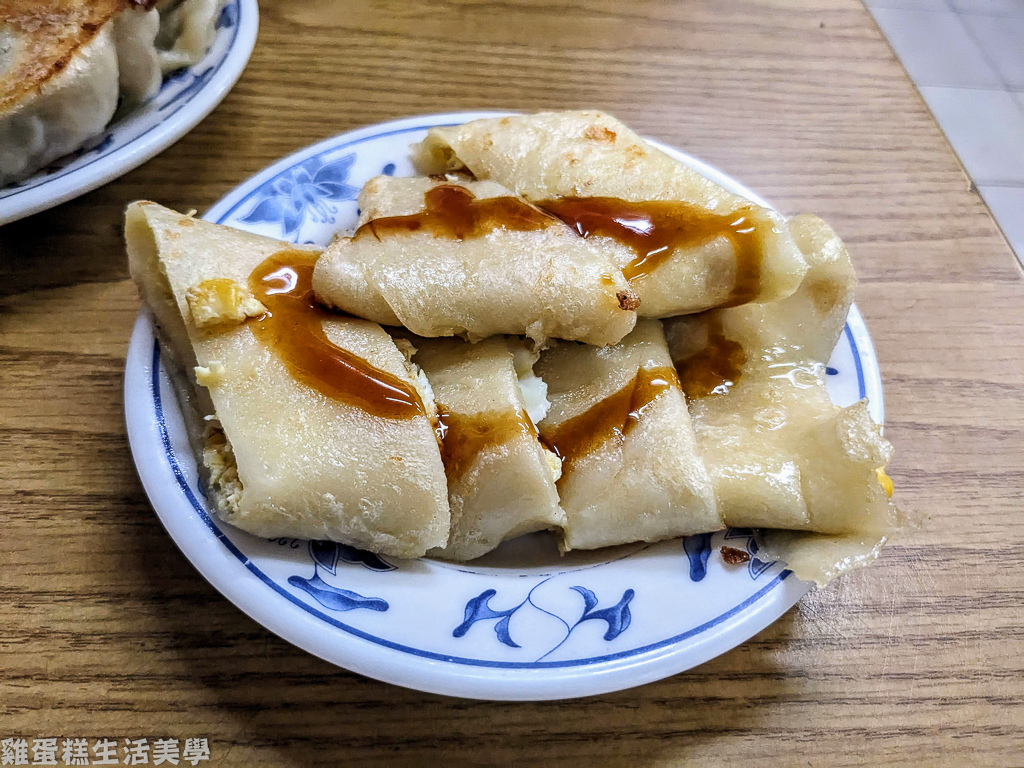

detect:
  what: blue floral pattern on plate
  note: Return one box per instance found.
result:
[684,533,713,581]
[453,582,634,660]
[684,530,773,582]
[722,529,776,580]
[239,154,359,239]
[287,541,389,613]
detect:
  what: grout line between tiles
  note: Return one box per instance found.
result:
[953,9,1024,112]
[973,180,1024,189]
[942,0,1024,20]
[901,84,1024,94]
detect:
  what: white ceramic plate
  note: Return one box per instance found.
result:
[124,112,885,701]
[0,0,259,226]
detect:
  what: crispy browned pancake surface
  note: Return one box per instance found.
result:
[0,0,155,114]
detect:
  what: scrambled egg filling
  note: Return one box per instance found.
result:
[194,361,226,387]
[876,467,894,498]
[510,343,552,426]
[203,426,243,517]
[543,447,563,484]
[186,278,266,329]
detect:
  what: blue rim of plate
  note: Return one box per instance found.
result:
[0,0,259,225]
[126,112,885,698]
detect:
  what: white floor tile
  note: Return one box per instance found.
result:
[864,0,950,9]
[960,14,1024,88]
[870,8,1002,87]
[949,0,1024,16]
[919,86,1024,184]
[978,185,1024,262]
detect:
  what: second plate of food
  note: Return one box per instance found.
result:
[0,0,258,226]
[124,111,885,701]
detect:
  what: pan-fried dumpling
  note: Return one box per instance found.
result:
[313,175,639,346]
[117,0,227,98]
[112,7,163,105]
[0,0,224,186]
[126,201,451,558]
[410,335,566,561]
[0,17,119,186]
[412,110,808,316]
[155,0,226,73]
[664,214,905,583]
[536,319,720,550]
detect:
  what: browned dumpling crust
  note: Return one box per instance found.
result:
[0,0,142,114]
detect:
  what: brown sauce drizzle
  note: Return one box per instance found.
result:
[434,406,538,481]
[535,197,765,306]
[352,185,768,308]
[248,251,424,419]
[354,184,560,241]
[540,366,679,473]
[673,320,747,400]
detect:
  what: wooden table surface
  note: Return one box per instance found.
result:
[3,0,1023,764]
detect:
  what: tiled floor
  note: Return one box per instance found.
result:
[865,0,1024,264]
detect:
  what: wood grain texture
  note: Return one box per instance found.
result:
[2,0,1023,764]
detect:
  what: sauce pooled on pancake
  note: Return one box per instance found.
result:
[356,184,560,241]
[434,406,539,481]
[672,319,747,399]
[535,197,767,307]
[355,185,771,308]
[249,251,424,419]
[539,365,679,472]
